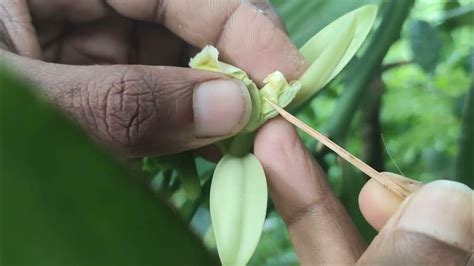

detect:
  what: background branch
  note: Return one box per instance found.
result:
[321,0,415,144]
[455,85,473,187]
[362,74,385,171]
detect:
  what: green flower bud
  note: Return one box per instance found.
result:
[290,5,378,108]
[210,154,267,266]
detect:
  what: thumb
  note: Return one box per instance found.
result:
[358,180,473,265]
[3,51,251,156]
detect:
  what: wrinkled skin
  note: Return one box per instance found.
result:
[1,0,472,265]
[1,0,303,156]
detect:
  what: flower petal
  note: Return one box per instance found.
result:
[290,5,378,108]
[210,154,268,265]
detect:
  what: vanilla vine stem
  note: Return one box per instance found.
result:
[265,98,421,199]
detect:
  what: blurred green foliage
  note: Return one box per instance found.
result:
[1,0,472,265]
[409,19,443,72]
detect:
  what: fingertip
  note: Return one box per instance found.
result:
[359,179,404,231]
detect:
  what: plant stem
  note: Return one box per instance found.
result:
[220,132,256,157]
[382,60,412,72]
[455,85,473,188]
[362,73,385,172]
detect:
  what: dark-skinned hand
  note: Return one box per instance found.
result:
[1,1,471,265]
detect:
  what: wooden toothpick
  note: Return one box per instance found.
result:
[264,98,421,199]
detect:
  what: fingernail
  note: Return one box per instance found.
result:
[397,180,473,251]
[193,79,251,137]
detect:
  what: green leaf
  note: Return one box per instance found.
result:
[210,154,268,266]
[0,68,217,266]
[290,5,378,108]
[408,20,443,73]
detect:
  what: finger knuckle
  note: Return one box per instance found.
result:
[389,229,472,264]
[103,67,158,147]
[68,66,197,155]
[285,195,330,227]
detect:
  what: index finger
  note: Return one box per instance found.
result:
[106,0,308,84]
[254,118,367,264]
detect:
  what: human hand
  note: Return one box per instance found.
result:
[255,118,473,265]
[0,0,307,156]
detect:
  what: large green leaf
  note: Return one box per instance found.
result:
[0,68,217,266]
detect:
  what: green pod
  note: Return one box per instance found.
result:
[210,154,268,266]
[289,5,378,108]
